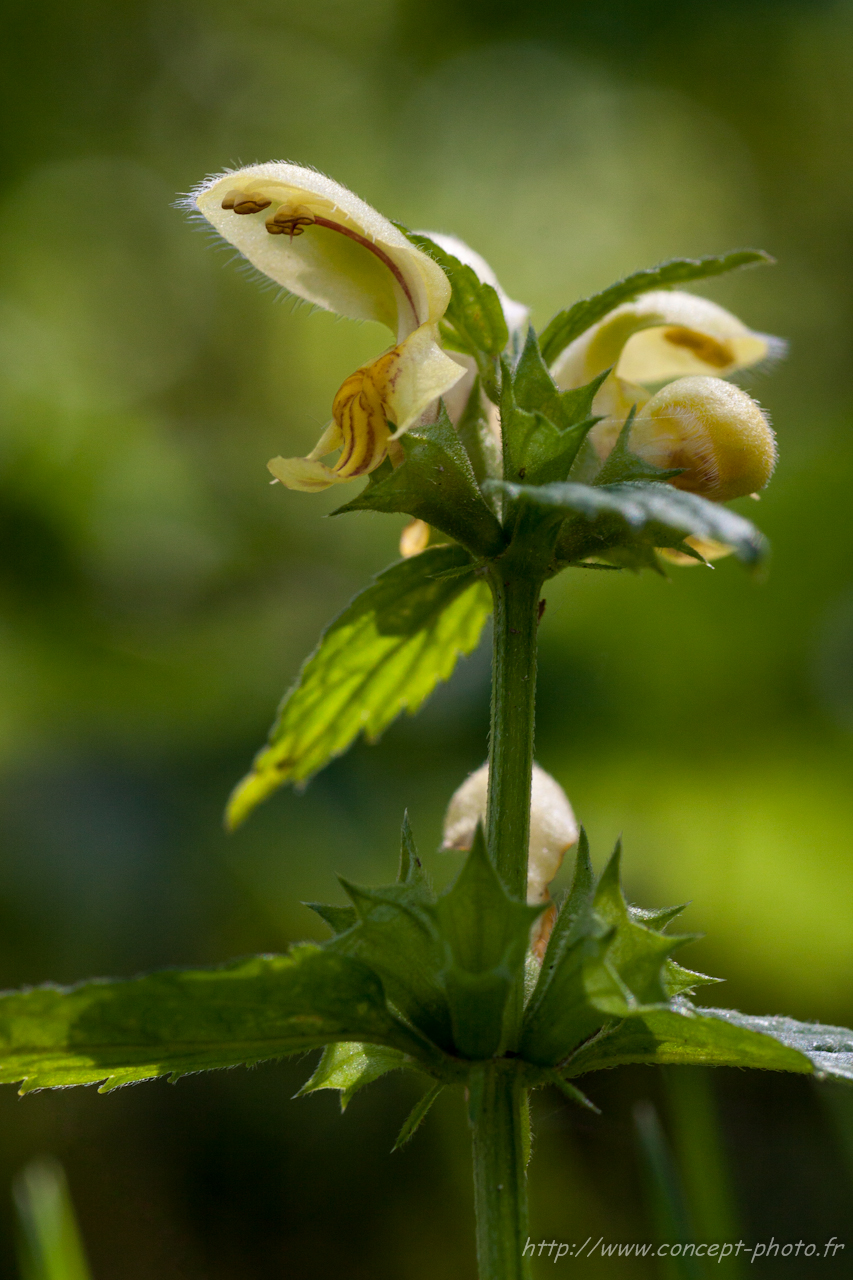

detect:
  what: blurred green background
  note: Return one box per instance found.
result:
[1,0,853,1274]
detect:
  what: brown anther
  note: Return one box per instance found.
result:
[265,205,316,237]
[220,191,239,209]
[231,191,272,215]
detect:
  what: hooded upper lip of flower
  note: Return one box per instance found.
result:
[191,162,470,490]
[552,288,784,386]
[549,287,785,417]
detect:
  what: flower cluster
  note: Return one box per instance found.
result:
[192,163,780,559]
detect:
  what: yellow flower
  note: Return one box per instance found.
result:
[551,289,783,417]
[548,288,780,531]
[192,163,466,491]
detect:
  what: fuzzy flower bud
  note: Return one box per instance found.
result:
[590,375,777,502]
[442,763,579,907]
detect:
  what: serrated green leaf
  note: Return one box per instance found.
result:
[332,878,454,1052]
[226,546,492,828]
[521,831,629,1065]
[392,1081,444,1150]
[0,948,433,1095]
[525,830,596,1017]
[663,960,722,1000]
[521,835,716,1067]
[542,829,596,964]
[692,1007,853,1082]
[405,233,509,358]
[431,828,543,1059]
[300,1041,408,1109]
[539,251,774,365]
[485,479,767,569]
[334,409,505,557]
[564,1002,817,1079]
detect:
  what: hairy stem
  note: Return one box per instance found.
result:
[471,1065,532,1280]
[486,565,542,902]
[469,562,541,1280]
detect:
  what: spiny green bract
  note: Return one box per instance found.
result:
[2,820,849,1135]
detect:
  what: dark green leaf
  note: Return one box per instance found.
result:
[431,828,543,1059]
[226,546,492,827]
[0,948,432,1094]
[521,837,717,1067]
[522,833,629,1066]
[543,829,596,960]
[334,409,506,557]
[690,1007,853,1082]
[392,1081,444,1150]
[564,1002,819,1078]
[398,811,429,890]
[539,251,774,365]
[525,829,596,1020]
[485,479,767,568]
[299,1041,408,1109]
[404,233,509,358]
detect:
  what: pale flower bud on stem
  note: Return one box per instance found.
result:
[442,763,579,955]
[590,375,777,503]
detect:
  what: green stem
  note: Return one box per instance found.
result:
[486,565,542,901]
[469,562,542,1280]
[471,1065,532,1280]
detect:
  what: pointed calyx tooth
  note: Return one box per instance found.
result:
[265,204,316,236]
[220,190,272,214]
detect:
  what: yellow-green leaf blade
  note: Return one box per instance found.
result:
[227,547,492,828]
